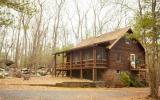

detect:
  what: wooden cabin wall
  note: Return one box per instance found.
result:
[97,69,106,81]
[108,37,145,71]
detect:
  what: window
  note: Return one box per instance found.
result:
[116,70,120,74]
[130,54,135,62]
[130,54,136,68]
[72,52,80,63]
[83,48,93,60]
[125,41,130,44]
[135,56,141,64]
[96,47,106,60]
[124,37,130,45]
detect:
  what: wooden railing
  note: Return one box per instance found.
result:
[56,59,107,69]
[130,63,147,71]
[130,63,148,80]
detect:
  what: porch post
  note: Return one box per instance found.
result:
[93,46,97,81]
[54,54,57,77]
[70,53,72,78]
[80,50,83,79]
[62,53,64,77]
[62,53,64,68]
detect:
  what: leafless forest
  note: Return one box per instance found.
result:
[0,0,160,99]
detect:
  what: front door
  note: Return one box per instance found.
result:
[130,54,136,69]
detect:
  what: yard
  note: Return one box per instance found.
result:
[0,75,91,85]
[0,75,150,100]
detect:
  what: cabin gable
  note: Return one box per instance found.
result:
[108,36,145,71]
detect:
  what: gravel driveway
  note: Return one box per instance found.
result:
[0,76,149,100]
[0,86,148,100]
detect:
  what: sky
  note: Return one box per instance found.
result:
[2,0,140,50]
[0,0,142,60]
[41,0,139,46]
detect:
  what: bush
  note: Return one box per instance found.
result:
[119,71,146,87]
[0,74,5,79]
[119,71,133,86]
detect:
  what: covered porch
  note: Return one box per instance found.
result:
[53,45,108,81]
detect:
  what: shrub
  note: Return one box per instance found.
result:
[119,71,146,87]
[119,71,133,86]
[0,74,5,79]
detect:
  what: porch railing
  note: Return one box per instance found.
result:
[130,63,146,71]
[56,59,107,69]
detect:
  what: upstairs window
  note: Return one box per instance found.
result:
[96,47,106,60]
[124,37,130,45]
[130,54,135,62]
[72,51,80,63]
[83,48,93,60]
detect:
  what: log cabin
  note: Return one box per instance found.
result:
[53,27,147,81]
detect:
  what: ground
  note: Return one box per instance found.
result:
[0,75,150,100]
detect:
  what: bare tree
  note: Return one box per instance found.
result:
[52,0,66,51]
[21,14,31,67]
[68,0,90,43]
[91,0,113,36]
[29,0,45,71]
[0,26,7,56]
[15,14,23,68]
[149,0,159,99]
[50,0,66,75]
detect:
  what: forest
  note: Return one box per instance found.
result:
[0,0,160,99]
